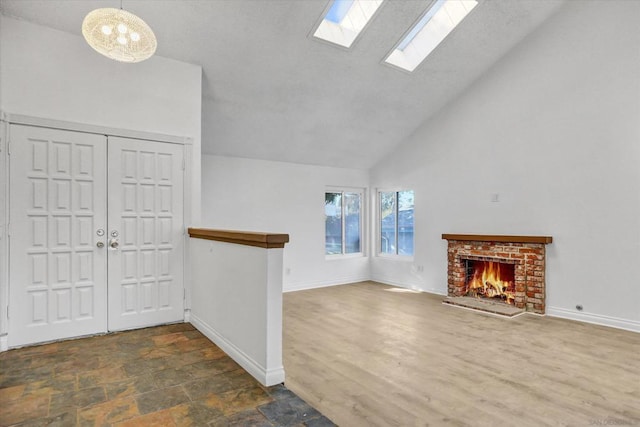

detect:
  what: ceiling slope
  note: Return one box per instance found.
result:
[0,0,566,168]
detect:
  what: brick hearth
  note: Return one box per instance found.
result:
[442,234,553,314]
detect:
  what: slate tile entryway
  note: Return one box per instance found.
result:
[0,323,335,426]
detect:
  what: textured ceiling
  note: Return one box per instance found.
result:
[0,0,566,169]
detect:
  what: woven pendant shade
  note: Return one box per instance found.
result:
[82,8,156,63]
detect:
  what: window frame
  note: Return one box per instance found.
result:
[324,187,365,258]
[377,189,414,258]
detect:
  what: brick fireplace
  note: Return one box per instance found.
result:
[442,234,553,314]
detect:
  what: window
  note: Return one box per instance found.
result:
[379,190,414,255]
[313,0,384,48]
[384,0,478,72]
[325,190,363,255]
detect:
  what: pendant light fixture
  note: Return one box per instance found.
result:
[82,1,157,63]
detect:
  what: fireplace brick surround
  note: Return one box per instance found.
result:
[442,234,553,314]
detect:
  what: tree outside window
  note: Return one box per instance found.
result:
[325,191,362,255]
[380,190,414,256]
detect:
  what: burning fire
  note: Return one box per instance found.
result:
[466,261,515,305]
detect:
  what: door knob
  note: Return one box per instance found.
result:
[109,239,119,249]
[96,241,105,248]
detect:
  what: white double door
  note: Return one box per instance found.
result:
[8,125,185,347]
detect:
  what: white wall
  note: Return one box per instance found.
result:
[0,15,201,222]
[202,155,370,291]
[370,0,640,331]
[189,238,284,386]
[0,16,202,341]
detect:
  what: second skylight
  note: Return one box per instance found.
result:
[385,0,478,72]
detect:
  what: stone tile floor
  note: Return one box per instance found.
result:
[0,323,335,426]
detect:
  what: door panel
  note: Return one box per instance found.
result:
[107,137,184,331]
[9,125,108,347]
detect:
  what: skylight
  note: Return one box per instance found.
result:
[313,0,384,48]
[385,0,478,72]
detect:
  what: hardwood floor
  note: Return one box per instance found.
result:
[283,281,640,427]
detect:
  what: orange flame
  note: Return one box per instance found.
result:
[466,261,515,305]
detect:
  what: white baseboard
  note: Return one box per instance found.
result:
[0,335,7,352]
[372,277,447,296]
[183,309,191,322]
[284,276,448,296]
[547,306,640,333]
[189,313,285,386]
[284,279,639,334]
[284,275,370,292]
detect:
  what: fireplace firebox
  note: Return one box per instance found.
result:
[464,260,516,304]
[442,234,553,314]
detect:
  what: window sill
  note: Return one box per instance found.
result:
[325,253,366,261]
[376,253,414,262]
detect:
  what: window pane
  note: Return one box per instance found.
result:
[325,192,342,255]
[344,193,361,254]
[380,192,396,254]
[398,190,414,255]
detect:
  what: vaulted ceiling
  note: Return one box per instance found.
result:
[0,0,565,169]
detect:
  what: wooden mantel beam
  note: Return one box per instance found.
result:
[442,234,552,244]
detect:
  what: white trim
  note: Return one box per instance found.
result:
[372,277,447,296]
[4,113,190,145]
[0,115,8,340]
[182,143,194,315]
[190,313,285,386]
[283,279,640,334]
[284,275,370,292]
[547,306,640,334]
[375,282,639,333]
[375,253,415,262]
[325,252,365,261]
